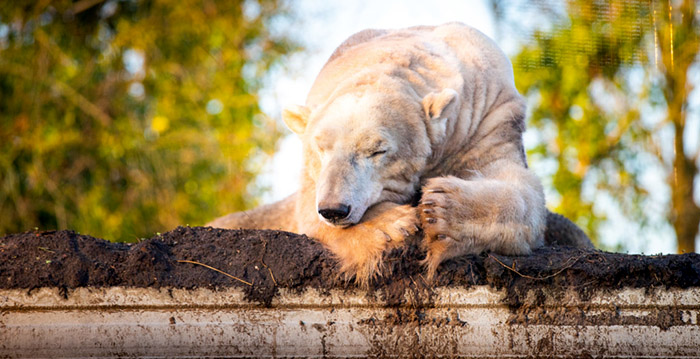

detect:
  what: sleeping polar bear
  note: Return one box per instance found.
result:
[209,23,592,283]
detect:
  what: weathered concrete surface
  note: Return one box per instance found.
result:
[1,286,699,358]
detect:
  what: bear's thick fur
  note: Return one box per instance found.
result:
[209,23,592,283]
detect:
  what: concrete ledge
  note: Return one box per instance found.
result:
[2,286,699,358]
[3,227,700,357]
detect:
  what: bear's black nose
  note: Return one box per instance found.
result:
[318,204,351,221]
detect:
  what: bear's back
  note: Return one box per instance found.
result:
[306,23,513,108]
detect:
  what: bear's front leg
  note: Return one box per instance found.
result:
[418,162,546,277]
[312,202,419,286]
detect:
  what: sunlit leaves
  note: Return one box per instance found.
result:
[0,0,299,241]
[505,0,699,250]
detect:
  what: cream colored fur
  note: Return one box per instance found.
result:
[208,23,553,283]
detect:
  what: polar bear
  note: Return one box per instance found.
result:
[208,23,592,283]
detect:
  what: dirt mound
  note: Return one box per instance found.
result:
[0,227,335,305]
[2,225,699,307]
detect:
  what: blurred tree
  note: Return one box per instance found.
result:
[491,0,699,252]
[0,0,299,241]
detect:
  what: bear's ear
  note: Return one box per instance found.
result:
[282,105,311,135]
[422,89,458,144]
[422,88,458,120]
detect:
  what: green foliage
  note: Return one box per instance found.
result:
[0,0,299,242]
[512,1,651,240]
[496,0,700,250]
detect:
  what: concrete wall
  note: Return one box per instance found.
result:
[1,285,699,358]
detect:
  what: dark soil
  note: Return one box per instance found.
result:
[1,225,699,308]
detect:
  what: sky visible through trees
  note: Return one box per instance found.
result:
[492,0,699,252]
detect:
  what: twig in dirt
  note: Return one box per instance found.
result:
[257,236,277,286]
[266,267,277,286]
[487,253,584,281]
[418,273,428,286]
[176,260,252,286]
[37,246,55,253]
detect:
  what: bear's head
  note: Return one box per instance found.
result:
[283,84,459,228]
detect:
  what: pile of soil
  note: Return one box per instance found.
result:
[1,225,699,307]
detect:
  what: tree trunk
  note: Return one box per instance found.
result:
[671,121,700,253]
[659,0,700,253]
